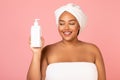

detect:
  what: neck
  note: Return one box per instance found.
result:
[61,38,80,46]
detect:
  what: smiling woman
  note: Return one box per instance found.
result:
[58,11,80,41]
[27,3,106,80]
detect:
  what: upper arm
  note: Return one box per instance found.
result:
[94,46,106,80]
[41,56,48,80]
[40,46,49,80]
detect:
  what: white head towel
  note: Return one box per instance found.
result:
[55,3,87,32]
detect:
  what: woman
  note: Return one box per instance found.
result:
[27,3,106,80]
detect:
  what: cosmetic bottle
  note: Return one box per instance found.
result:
[31,19,41,47]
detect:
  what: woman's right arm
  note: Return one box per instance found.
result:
[27,48,42,80]
[27,37,44,80]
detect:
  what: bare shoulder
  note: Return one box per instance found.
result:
[81,41,101,55]
[81,41,104,64]
[41,42,60,62]
[42,41,61,53]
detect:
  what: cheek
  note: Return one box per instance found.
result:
[58,27,62,33]
[71,26,79,32]
[58,26,64,32]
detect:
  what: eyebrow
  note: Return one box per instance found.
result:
[69,19,77,22]
[59,19,77,22]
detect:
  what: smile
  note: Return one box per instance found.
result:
[63,31,72,36]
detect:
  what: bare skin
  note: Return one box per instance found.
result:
[27,11,106,80]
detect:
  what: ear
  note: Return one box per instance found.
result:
[77,25,80,35]
[77,29,80,35]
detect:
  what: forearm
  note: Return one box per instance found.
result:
[27,53,41,80]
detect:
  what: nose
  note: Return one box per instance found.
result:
[64,24,69,29]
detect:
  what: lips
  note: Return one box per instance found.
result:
[63,31,72,36]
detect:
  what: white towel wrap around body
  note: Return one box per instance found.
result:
[45,62,98,80]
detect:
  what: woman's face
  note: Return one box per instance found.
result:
[58,11,80,41]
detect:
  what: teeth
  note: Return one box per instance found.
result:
[63,31,72,35]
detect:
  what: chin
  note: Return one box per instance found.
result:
[62,37,74,41]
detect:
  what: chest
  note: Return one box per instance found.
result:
[47,47,95,64]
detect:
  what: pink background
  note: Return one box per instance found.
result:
[0,0,120,80]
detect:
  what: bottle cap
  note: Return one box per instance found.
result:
[34,19,40,26]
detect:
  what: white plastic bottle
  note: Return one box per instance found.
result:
[30,19,42,47]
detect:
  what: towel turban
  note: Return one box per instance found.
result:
[55,3,87,32]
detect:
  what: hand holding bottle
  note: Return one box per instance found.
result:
[30,37,44,54]
[30,19,44,54]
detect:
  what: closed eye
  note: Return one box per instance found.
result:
[69,23,75,25]
[59,21,65,25]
